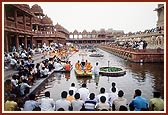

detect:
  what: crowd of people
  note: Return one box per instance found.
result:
[4,44,74,111]
[4,81,164,111]
[4,43,164,112]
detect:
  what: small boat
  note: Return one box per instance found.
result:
[99,67,126,77]
[88,49,97,52]
[89,53,104,57]
[75,69,92,77]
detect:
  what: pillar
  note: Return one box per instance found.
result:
[14,9,17,28]
[23,14,26,30]
[4,32,9,52]
[30,36,33,49]
[15,34,19,51]
[24,35,27,50]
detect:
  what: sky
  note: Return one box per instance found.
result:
[27,2,161,33]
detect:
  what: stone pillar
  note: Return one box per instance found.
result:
[23,14,26,30]
[30,17,32,31]
[24,35,27,50]
[14,9,17,28]
[15,34,19,51]
[4,32,9,52]
[30,36,33,49]
[36,25,38,32]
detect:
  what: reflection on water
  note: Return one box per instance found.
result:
[36,48,165,103]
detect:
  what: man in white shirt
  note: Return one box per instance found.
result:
[93,62,99,76]
[40,91,55,111]
[40,67,49,78]
[69,83,77,96]
[24,94,40,111]
[113,90,128,111]
[96,87,109,104]
[71,93,85,111]
[55,91,71,111]
[77,83,89,101]
[10,57,17,69]
[54,60,64,71]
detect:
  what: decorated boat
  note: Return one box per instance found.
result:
[99,67,126,77]
[75,69,92,77]
[89,53,104,57]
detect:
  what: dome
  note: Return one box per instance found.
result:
[91,30,97,34]
[73,30,78,34]
[31,4,43,14]
[82,30,87,34]
[41,15,53,25]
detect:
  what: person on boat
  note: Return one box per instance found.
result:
[75,60,82,71]
[65,61,71,71]
[81,59,85,71]
[85,62,92,72]
[85,60,89,67]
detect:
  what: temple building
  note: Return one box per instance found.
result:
[154,4,164,30]
[4,4,34,52]
[67,28,124,45]
[4,3,164,52]
[4,4,69,52]
[31,4,69,48]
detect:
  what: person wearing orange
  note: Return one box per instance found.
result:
[75,60,82,71]
[85,62,92,72]
[85,60,89,67]
[65,61,71,71]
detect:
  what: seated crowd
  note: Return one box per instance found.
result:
[4,81,164,111]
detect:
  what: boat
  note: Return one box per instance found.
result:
[99,67,126,77]
[88,49,97,52]
[74,69,92,77]
[89,53,104,57]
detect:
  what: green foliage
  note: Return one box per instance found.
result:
[100,67,122,72]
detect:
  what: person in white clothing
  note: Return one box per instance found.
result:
[71,93,85,111]
[55,91,71,111]
[77,83,89,101]
[139,40,144,50]
[69,83,77,96]
[93,62,100,76]
[96,96,111,111]
[108,87,118,108]
[96,87,109,104]
[54,60,64,71]
[10,58,17,69]
[40,91,55,111]
[112,90,128,111]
